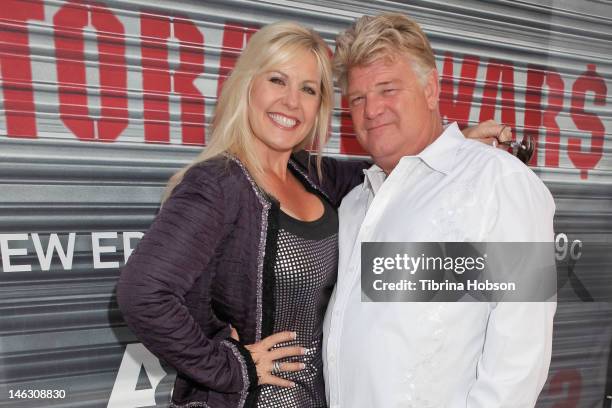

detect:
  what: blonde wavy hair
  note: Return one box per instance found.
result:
[334,12,436,94]
[163,21,333,201]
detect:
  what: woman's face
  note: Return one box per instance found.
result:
[248,49,322,154]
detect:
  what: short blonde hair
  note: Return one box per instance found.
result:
[334,13,436,93]
[163,21,333,201]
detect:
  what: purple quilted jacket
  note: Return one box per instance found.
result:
[116,152,366,408]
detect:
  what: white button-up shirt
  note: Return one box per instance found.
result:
[323,123,556,408]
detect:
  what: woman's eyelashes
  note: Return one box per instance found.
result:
[302,85,317,96]
[268,76,317,96]
[270,76,285,86]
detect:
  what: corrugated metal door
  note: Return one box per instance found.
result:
[0,0,610,407]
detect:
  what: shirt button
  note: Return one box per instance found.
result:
[329,354,336,363]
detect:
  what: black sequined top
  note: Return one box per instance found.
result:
[256,197,338,408]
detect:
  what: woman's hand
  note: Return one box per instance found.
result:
[463,119,513,147]
[231,328,305,388]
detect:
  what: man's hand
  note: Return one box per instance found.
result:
[463,119,513,148]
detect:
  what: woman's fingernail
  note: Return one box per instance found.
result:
[292,331,297,339]
[300,363,306,369]
[304,347,314,355]
[289,382,296,387]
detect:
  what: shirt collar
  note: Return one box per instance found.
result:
[413,122,463,175]
[361,122,463,193]
[362,164,387,195]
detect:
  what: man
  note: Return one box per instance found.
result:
[323,13,556,408]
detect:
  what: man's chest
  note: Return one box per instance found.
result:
[340,174,490,246]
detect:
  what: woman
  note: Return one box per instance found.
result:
[117,21,510,408]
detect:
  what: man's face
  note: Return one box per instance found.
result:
[347,55,439,172]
